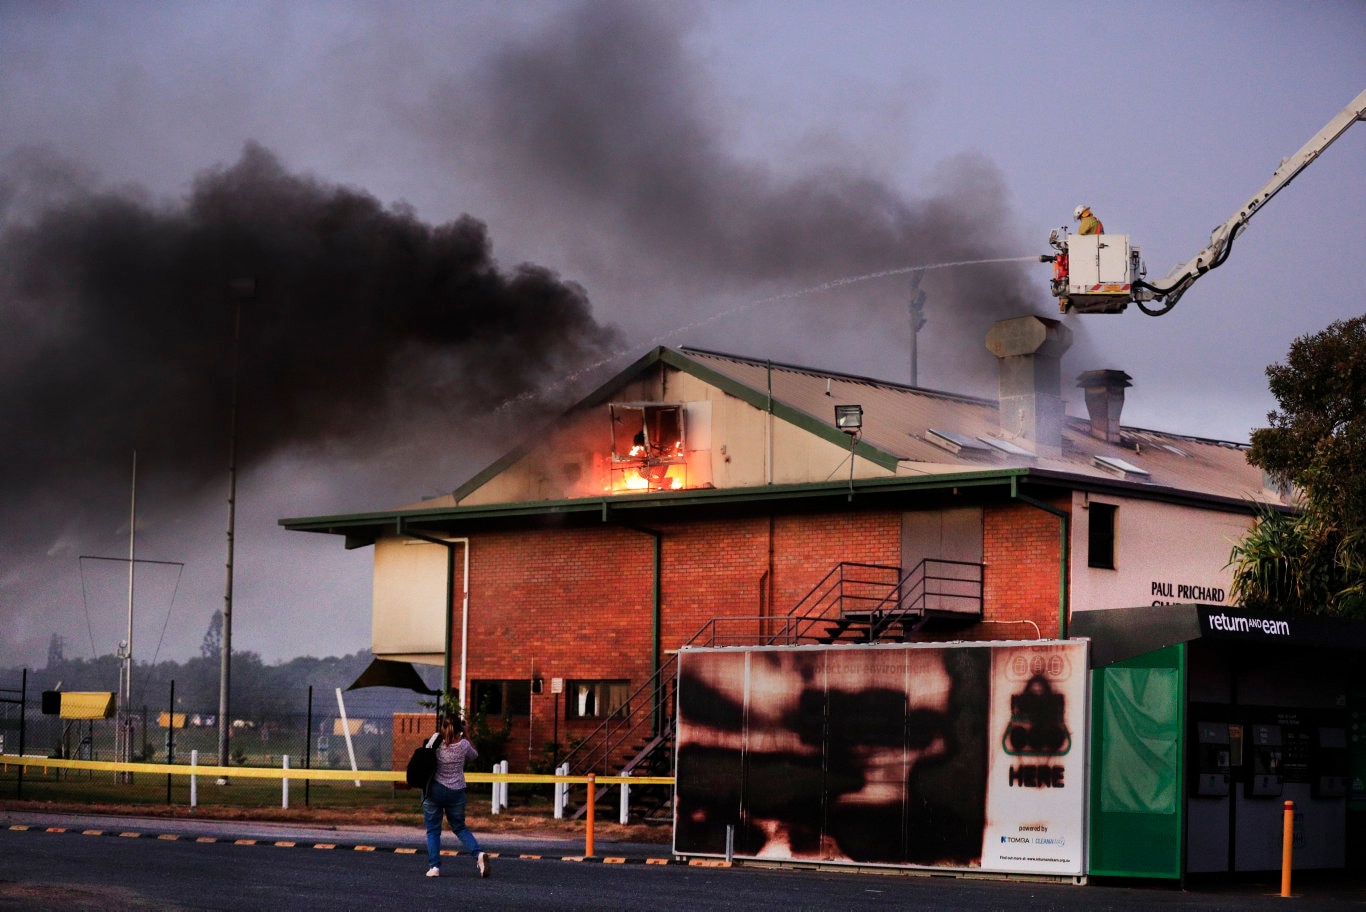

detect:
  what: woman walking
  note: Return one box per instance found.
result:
[422,715,491,878]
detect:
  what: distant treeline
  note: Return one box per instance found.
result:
[1,649,406,722]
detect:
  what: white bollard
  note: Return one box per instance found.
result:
[490,760,500,815]
[619,770,630,825]
[499,760,509,811]
[553,763,568,819]
[282,755,290,809]
[189,749,198,808]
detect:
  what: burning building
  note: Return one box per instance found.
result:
[283,316,1363,878]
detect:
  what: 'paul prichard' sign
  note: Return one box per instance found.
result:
[1151,580,1226,604]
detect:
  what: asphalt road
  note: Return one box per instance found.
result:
[1,812,1362,911]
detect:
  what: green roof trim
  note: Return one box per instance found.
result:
[281,467,1034,542]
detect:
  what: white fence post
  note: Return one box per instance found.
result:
[334,688,361,787]
[619,770,630,825]
[553,763,568,819]
[282,755,290,809]
[189,749,198,808]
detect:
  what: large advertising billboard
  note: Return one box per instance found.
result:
[673,640,1088,875]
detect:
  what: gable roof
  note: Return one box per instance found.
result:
[446,345,903,502]
[282,345,1285,543]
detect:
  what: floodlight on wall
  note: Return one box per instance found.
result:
[834,404,863,435]
[834,404,862,501]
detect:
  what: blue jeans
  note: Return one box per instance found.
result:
[423,781,482,869]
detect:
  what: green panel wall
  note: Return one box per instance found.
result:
[1088,643,1185,878]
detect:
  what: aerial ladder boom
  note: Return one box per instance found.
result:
[1046,88,1366,316]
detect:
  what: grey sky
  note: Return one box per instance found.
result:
[1,0,1362,673]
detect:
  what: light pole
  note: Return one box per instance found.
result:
[119,451,137,781]
[218,277,253,773]
[908,274,927,387]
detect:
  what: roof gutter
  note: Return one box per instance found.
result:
[284,469,1033,538]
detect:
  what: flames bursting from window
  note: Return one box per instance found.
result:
[609,403,687,492]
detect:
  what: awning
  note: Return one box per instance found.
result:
[1070,603,1366,668]
[345,658,442,694]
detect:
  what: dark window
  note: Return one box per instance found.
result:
[470,680,531,717]
[1088,502,1117,570]
[565,680,629,720]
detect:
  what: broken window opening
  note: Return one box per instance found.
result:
[608,403,687,492]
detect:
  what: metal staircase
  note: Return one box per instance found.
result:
[559,558,982,819]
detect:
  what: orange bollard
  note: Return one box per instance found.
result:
[585,774,596,857]
[1281,799,1295,897]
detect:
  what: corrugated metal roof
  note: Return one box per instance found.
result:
[680,347,1280,506]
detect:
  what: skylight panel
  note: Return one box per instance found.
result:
[1094,455,1150,479]
[927,428,995,457]
[978,436,1034,457]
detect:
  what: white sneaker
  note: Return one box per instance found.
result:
[425,866,440,878]
[477,852,491,878]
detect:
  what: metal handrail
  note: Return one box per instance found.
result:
[560,562,900,776]
[864,558,983,639]
[765,562,900,645]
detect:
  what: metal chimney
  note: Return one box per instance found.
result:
[1076,369,1132,444]
[984,316,1073,458]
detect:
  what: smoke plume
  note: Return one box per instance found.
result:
[0,1,1084,668]
[423,0,1058,387]
[0,142,619,506]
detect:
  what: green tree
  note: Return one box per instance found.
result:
[46,634,65,667]
[1232,316,1366,618]
[200,610,222,659]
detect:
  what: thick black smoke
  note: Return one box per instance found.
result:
[0,1,1092,669]
[0,143,619,503]
[424,0,1071,388]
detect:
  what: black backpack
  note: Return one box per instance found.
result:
[405,733,440,790]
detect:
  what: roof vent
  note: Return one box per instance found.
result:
[1076,369,1132,444]
[985,316,1073,458]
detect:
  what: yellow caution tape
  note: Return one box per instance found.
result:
[0,754,672,786]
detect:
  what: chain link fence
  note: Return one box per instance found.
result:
[0,673,419,811]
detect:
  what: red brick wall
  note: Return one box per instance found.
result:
[392,711,437,779]
[658,517,770,649]
[442,503,1067,769]
[466,526,656,684]
[979,499,1067,640]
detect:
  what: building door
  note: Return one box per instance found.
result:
[901,507,982,570]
